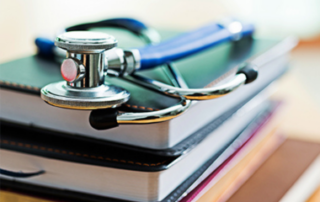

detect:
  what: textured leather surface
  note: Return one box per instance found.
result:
[0,28,279,112]
[0,121,173,172]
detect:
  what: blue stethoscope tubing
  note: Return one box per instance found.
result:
[137,22,254,70]
[35,18,255,71]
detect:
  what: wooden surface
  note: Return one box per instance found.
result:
[307,186,320,202]
[271,38,320,143]
[227,139,320,202]
[0,191,52,202]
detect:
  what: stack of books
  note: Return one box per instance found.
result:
[1,28,318,202]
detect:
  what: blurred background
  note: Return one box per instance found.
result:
[0,0,320,140]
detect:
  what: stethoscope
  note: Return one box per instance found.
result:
[36,18,258,128]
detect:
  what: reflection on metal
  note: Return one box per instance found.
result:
[41,81,130,110]
[122,72,246,100]
[117,99,191,124]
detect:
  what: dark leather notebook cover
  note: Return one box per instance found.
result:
[227,139,320,202]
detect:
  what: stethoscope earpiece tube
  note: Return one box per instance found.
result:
[237,63,258,84]
[35,37,55,57]
[89,108,119,130]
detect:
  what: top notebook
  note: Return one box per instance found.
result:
[0,28,295,150]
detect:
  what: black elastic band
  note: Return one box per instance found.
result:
[0,168,45,178]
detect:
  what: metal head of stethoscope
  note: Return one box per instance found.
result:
[39,18,261,126]
[41,31,131,109]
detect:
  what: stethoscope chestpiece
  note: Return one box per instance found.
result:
[41,31,130,110]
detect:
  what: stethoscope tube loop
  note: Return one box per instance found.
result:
[119,61,258,101]
[88,36,300,127]
[89,63,258,128]
[90,64,193,129]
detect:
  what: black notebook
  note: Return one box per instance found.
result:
[0,28,296,150]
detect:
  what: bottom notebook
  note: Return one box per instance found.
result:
[0,101,279,202]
